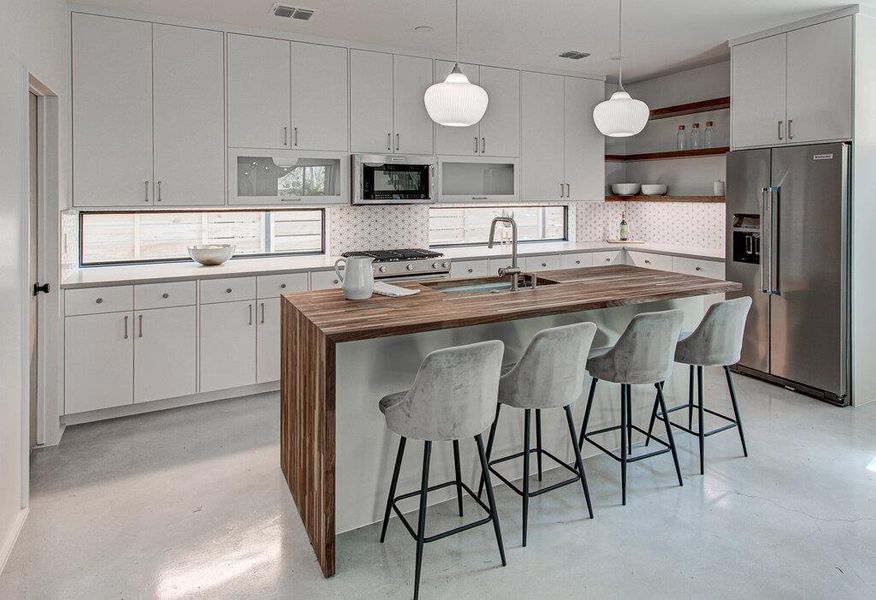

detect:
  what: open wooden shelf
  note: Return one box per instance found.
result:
[606,146,729,162]
[605,194,725,203]
[648,96,731,121]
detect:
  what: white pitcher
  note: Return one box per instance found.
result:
[334,256,375,300]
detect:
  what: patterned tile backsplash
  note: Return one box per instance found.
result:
[328,201,724,254]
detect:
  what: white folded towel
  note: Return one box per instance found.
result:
[373,281,421,297]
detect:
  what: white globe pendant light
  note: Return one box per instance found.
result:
[593,0,649,137]
[424,0,488,127]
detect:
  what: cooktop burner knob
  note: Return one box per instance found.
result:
[432,262,440,269]
[378,266,387,273]
[406,264,415,271]
[442,261,450,268]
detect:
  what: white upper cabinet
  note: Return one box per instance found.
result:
[73,14,153,207]
[434,61,481,155]
[291,42,348,151]
[350,51,433,154]
[227,34,292,149]
[350,50,395,153]
[153,24,225,206]
[522,71,566,201]
[478,66,520,157]
[563,76,604,201]
[731,16,853,149]
[731,34,787,148]
[392,54,434,155]
[786,17,853,144]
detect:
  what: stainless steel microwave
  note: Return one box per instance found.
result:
[351,154,436,204]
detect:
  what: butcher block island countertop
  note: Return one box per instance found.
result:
[280,265,741,578]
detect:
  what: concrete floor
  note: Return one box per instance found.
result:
[2,370,876,599]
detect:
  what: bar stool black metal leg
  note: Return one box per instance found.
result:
[535,409,544,482]
[564,404,594,519]
[688,364,695,431]
[475,433,507,566]
[579,378,598,450]
[522,409,531,546]
[644,390,659,446]
[380,436,406,543]
[477,403,502,499]
[413,441,432,600]
[724,366,748,457]
[452,439,464,517]
[627,388,634,455]
[620,384,628,506]
[656,382,683,487]
[697,366,705,475]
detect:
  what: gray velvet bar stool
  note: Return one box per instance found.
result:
[578,309,685,505]
[477,322,598,547]
[378,340,507,600]
[644,297,753,475]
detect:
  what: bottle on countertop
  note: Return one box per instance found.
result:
[690,122,702,149]
[676,125,687,150]
[619,211,629,241]
[704,121,714,148]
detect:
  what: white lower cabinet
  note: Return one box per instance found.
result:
[524,254,562,272]
[451,259,490,278]
[65,312,134,414]
[311,269,343,290]
[134,306,197,403]
[672,256,724,279]
[257,298,281,384]
[592,250,624,265]
[199,300,257,393]
[626,250,673,271]
[561,253,593,268]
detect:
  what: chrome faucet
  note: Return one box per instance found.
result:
[488,216,522,291]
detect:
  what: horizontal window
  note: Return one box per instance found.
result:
[80,209,324,266]
[429,206,567,247]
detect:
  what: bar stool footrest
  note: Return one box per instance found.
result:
[582,423,672,463]
[390,480,495,544]
[655,406,740,438]
[488,448,582,498]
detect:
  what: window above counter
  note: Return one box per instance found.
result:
[429,205,567,247]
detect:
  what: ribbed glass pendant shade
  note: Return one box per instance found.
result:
[593,90,649,137]
[424,65,489,127]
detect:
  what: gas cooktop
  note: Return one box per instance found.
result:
[341,248,449,278]
[341,248,444,262]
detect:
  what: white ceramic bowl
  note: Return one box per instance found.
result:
[611,183,641,196]
[188,244,235,266]
[641,184,668,196]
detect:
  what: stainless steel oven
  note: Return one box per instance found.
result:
[352,154,436,204]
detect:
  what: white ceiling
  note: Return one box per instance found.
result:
[74,0,870,81]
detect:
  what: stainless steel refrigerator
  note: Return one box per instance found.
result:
[726,142,850,405]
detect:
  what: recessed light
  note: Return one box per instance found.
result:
[414,25,434,33]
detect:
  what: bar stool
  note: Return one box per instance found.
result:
[644,297,752,475]
[478,322,598,547]
[378,340,506,600]
[579,309,685,505]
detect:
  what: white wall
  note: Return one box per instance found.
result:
[0,0,69,570]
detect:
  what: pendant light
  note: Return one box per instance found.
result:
[593,0,649,137]
[424,0,488,127]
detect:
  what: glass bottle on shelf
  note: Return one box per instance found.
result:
[690,122,702,149]
[704,121,714,148]
[676,125,687,150]
[619,211,629,241]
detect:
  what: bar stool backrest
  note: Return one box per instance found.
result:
[498,322,598,409]
[675,297,753,366]
[601,309,685,384]
[382,340,504,441]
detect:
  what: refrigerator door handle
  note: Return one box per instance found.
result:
[760,186,770,294]
[770,186,781,295]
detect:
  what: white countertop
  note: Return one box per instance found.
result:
[61,241,724,289]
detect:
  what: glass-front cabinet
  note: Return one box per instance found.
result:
[228,149,349,205]
[436,156,520,203]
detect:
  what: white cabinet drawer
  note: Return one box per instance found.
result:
[65,285,133,316]
[524,254,562,272]
[592,250,624,266]
[257,272,309,298]
[199,277,256,304]
[451,259,490,279]
[310,269,343,290]
[561,252,593,268]
[673,257,725,280]
[626,250,673,271]
[134,281,196,310]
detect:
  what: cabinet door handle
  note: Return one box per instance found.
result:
[260,302,265,324]
[565,183,570,198]
[481,137,485,153]
[474,136,479,153]
[787,119,794,140]
[560,183,565,198]
[387,133,392,151]
[293,127,299,147]
[283,126,288,146]
[144,180,149,203]
[395,133,400,152]
[124,315,129,339]
[157,181,162,202]
[249,303,253,326]
[777,120,783,141]
[138,314,143,338]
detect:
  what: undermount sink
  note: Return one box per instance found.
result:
[423,275,558,294]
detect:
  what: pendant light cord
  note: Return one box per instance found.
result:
[617,0,624,91]
[455,0,460,65]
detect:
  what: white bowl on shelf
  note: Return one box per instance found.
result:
[641,184,668,196]
[611,183,641,196]
[188,244,235,266]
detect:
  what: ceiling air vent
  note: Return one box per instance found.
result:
[271,4,315,20]
[558,50,590,60]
